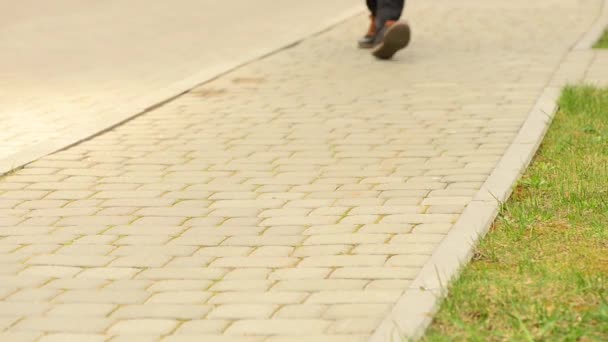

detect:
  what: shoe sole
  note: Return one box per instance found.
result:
[372,22,411,60]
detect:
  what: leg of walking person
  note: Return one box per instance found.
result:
[372,0,410,59]
[359,0,379,48]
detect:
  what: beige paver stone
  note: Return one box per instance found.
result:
[222,235,304,247]
[208,305,278,319]
[223,269,272,280]
[38,333,106,342]
[386,255,431,267]
[44,278,107,290]
[304,234,389,245]
[26,254,113,267]
[116,236,171,245]
[299,255,386,267]
[353,243,437,255]
[132,216,186,226]
[211,257,298,268]
[274,305,326,319]
[273,279,367,292]
[111,255,171,268]
[292,245,351,257]
[331,267,419,280]
[147,291,212,304]
[259,208,310,218]
[176,320,231,334]
[6,288,59,302]
[359,223,413,234]
[20,266,82,278]
[108,225,185,236]
[168,236,227,246]
[196,246,252,257]
[112,305,211,320]
[366,279,412,290]
[323,303,390,319]
[269,268,331,280]
[390,233,445,244]
[13,316,113,333]
[112,246,197,257]
[75,235,118,245]
[47,303,117,317]
[77,267,140,280]
[55,290,150,304]
[109,319,178,335]
[265,336,367,342]
[302,225,357,235]
[264,226,306,236]
[226,319,330,335]
[0,332,41,342]
[209,292,307,305]
[0,302,50,316]
[209,208,260,218]
[57,216,134,226]
[162,336,262,342]
[339,215,379,224]
[328,318,382,334]
[148,280,213,292]
[261,216,340,226]
[57,244,115,255]
[381,214,457,224]
[413,223,453,234]
[307,290,402,304]
[45,190,95,200]
[210,280,274,292]
[184,226,263,236]
[250,246,294,257]
[165,256,215,267]
[185,217,224,226]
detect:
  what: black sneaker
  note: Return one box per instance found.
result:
[372,21,411,59]
[358,15,377,49]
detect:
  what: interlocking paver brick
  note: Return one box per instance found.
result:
[225,319,330,335]
[176,320,231,334]
[47,303,116,317]
[55,290,150,304]
[112,304,211,320]
[137,268,226,280]
[13,316,114,333]
[328,318,383,334]
[109,319,178,335]
[209,292,307,305]
[38,334,106,342]
[209,305,278,320]
[304,234,389,245]
[331,267,419,280]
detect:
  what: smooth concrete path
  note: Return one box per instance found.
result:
[0,0,359,173]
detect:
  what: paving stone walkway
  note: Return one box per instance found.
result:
[0,0,602,341]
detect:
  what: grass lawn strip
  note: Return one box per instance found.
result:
[423,86,608,341]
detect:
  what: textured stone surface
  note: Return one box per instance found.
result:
[0,0,601,340]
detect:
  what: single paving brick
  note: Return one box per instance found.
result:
[225,319,330,335]
[13,316,114,333]
[208,305,278,319]
[112,304,211,320]
[108,319,179,335]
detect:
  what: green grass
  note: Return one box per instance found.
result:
[423,86,608,342]
[594,30,608,48]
